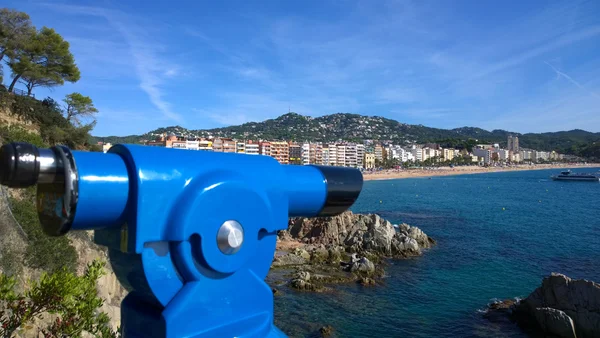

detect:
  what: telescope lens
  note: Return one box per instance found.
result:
[0,142,40,188]
[313,165,363,217]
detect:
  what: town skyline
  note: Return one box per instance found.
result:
[98,133,577,170]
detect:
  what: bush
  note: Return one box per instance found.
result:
[0,125,45,147]
[0,260,120,338]
[0,92,97,150]
[7,187,77,273]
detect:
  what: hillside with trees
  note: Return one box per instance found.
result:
[0,7,119,337]
[96,112,600,160]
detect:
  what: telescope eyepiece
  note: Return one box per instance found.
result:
[0,142,41,188]
[313,165,363,217]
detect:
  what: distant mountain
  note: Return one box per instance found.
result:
[92,113,600,159]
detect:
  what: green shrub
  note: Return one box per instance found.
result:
[8,187,77,273]
[0,124,46,147]
[0,92,97,150]
[0,260,120,338]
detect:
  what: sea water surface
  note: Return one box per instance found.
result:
[273,167,600,337]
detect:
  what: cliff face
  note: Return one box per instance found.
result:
[68,232,127,332]
[0,105,40,135]
[0,187,126,336]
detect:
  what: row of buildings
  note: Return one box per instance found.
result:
[100,134,572,169]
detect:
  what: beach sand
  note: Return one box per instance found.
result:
[362,163,600,181]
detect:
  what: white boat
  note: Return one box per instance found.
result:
[550,170,600,182]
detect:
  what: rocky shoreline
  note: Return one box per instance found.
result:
[269,211,436,293]
[484,273,600,338]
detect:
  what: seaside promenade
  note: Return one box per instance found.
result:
[362,163,600,181]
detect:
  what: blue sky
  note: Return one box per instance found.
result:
[3,0,600,136]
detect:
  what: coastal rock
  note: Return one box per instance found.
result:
[349,257,375,274]
[290,270,324,292]
[286,211,434,258]
[272,253,307,267]
[487,273,600,338]
[517,273,600,338]
[531,307,577,338]
[358,277,376,286]
[318,325,334,337]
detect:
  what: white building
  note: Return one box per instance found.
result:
[236,142,245,154]
[328,144,337,166]
[412,147,423,162]
[336,144,346,167]
[356,144,365,168]
[497,149,509,161]
[322,146,331,166]
[345,144,358,168]
[443,148,456,161]
[245,141,259,155]
[198,140,212,151]
[186,140,200,150]
[102,143,112,153]
[301,143,311,165]
[473,147,492,164]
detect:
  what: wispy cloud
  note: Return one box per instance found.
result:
[41,3,183,123]
[26,0,600,134]
[544,61,600,100]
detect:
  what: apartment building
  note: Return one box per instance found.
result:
[443,148,455,161]
[356,144,365,168]
[520,150,532,161]
[473,147,492,164]
[260,142,271,156]
[289,143,302,164]
[198,139,212,151]
[185,140,200,150]
[245,140,259,155]
[321,146,330,166]
[236,141,245,154]
[270,141,289,164]
[374,144,384,162]
[345,144,358,168]
[497,149,509,161]
[336,144,346,167]
[301,143,311,165]
[507,135,520,152]
[411,147,423,162]
[213,138,236,152]
[365,153,375,169]
[328,144,337,166]
[146,134,178,147]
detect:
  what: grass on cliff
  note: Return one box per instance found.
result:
[7,187,78,273]
[0,92,96,274]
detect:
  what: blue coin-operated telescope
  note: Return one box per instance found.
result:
[0,142,363,338]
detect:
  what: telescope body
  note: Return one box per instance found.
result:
[0,142,363,337]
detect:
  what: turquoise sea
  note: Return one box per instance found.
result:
[273,167,600,337]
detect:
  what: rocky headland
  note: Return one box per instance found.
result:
[270,211,436,293]
[485,273,600,338]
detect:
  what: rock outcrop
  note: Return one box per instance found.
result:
[486,273,600,338]
[281,211,435,258]
[274,211,435,291]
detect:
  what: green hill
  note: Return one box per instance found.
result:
[93,112,600,160]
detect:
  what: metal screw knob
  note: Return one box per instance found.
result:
[217,220,244,255]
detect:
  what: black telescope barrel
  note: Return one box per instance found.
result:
[312,165,363,217]
[0,142,40,188]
